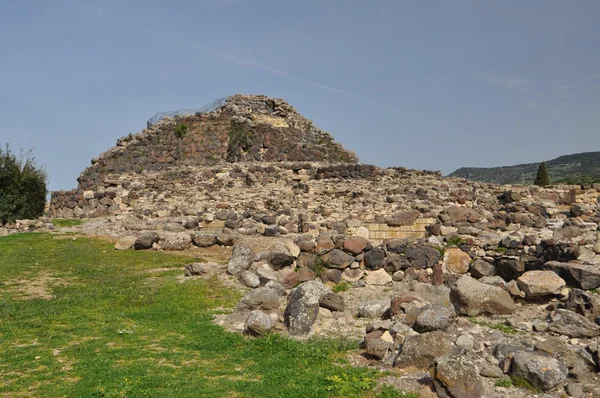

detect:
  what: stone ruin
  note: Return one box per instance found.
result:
[41,94,600,397]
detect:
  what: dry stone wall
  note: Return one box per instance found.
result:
[77,94,357,190]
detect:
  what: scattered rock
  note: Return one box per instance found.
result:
[114,236,136,250]
[364,268,392,286]
[284,281,329,336]
[434,356,485,398]
[547,309,600,338]
[239,270,261,288]
[450,276,515,316]
[134,232,160,250]
[358,299,391,319]
[516,270,566,298]
[228,244,255,276]
[319,292,345,312]
[413,306,454,333]
[510,350,568,391]
[394,331,454,369]
[245,310,274,336]
[443,248,471,274]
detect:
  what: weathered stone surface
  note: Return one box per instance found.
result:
[547,309,600,338]
[184,262,213,276]
[435,356,485,398]
[364,268,392,286]
[358,299,390,319]
[516,271,565,297]
[394,331,454,369]
[228,244,255,276]
[386,210,420,227]
[469,259,496,278]
[192,234,217,248]
[278,268,299,289]
[157,232,192,250]
[236,282,285,311]
[443,248,471,274]
[267,243,295,270]
[450,276,515,316]
[365,337,391,360]
[315,235,335,254]
[319,292,345,312]
[114,236,136,250]
[320,249,354,269]
[342,236,369,255]
[406,246,441,269]
[342,268,364,282]
[284,281,329,336]
[564,288,600,322]
[364,248,386,270]
[245,310,274,336]
[134,232,160,250]
[541,261,600,290]
[495,257,524,280]
[413,306,454,333]
[511,351,568,391]
[239,270,261,288]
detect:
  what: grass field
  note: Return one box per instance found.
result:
[0,233,414,397]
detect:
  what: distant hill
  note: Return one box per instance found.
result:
[448,151,600,185]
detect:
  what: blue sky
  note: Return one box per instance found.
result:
[1,0,599,192]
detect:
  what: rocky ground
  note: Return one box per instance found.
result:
[12,214,599,398]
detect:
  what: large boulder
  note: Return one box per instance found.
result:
[413,306,455,333]
[358,299,391,319]
[495,257,524,280]
[434,356,485,398]
[547,309,600,338]
[541,261,600,290]
[406,246,441,269]
[157,232,192,250]
[114,236,136,250]
[564,288,600,322]
[443,248,471,274]
[394,331,454,369]
[228,244,255,276]
[192,233,217,248]
[134,232,160,250]
[469,260,496,278]
[236,282,286,311]
[450,276,515,316]
[320,249,354,269]
[284,281,329,336]
[342,236,369,255]
[516,271,565,298]
[510,351,568,391]
[364,248,386,270]
[244,310,274,336]
[364,268,392,286]
[267,243,295,270]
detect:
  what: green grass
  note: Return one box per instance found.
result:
[52,218,84,227]
[468,318,518,335]
[494,378,513,388]
[0,233,403,397]
[332,281,352,293]
[445,236,463,247]
[494,376,541,393]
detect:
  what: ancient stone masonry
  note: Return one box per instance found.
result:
[22,93,600,397]
[74,94,357,191]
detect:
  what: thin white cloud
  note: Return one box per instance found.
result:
[481,72,530,93]
[69,0,508,148]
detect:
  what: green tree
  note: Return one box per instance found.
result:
[0,145,47,224]
[534,161,550,186]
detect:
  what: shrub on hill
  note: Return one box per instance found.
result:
[0,145,47,224]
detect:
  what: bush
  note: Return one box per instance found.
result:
[174,123,188,139]
[0,145,47,224]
